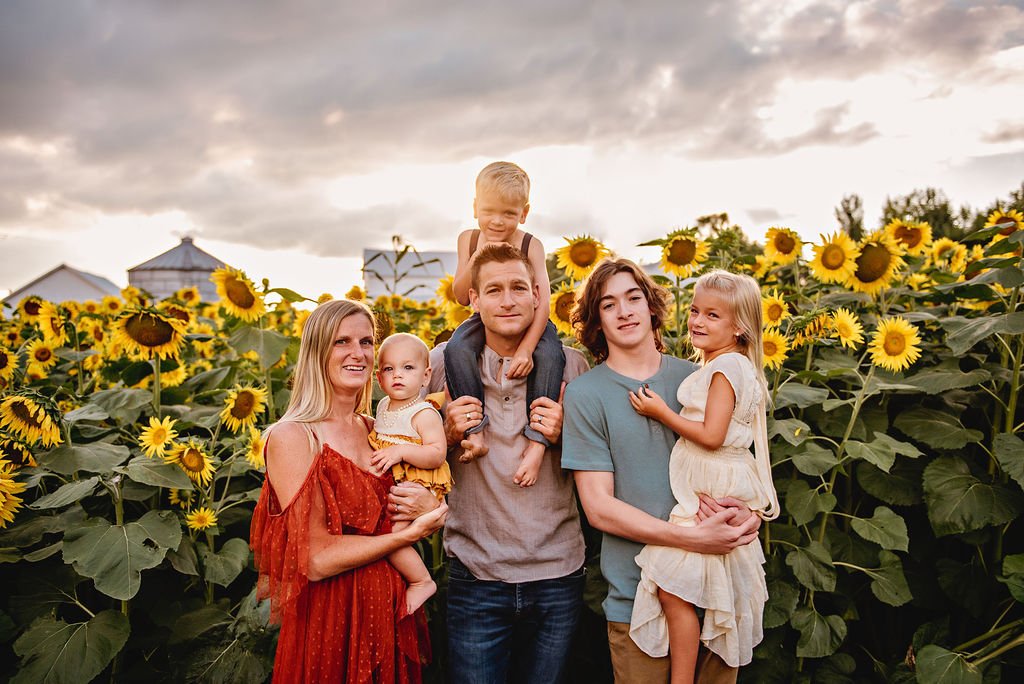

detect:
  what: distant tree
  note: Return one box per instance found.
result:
[881,188,963,240]
[834,194,864,240]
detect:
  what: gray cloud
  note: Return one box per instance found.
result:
[1,0,1021,256]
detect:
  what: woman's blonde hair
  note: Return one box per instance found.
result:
[692,270,769,402]
[278,299,376,429]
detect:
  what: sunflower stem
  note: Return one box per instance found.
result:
[152,358,162,419]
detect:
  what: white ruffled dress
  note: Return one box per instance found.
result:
[629,352,779,667]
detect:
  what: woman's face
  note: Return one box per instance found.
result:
[325,313,375,396]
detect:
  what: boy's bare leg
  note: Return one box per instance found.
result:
[459,430,489,462]
[657,587,700,684]
[513,440,545,487]
[388,542,436,614]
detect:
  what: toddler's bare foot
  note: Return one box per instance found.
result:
[459,431,489,463]
[513,441,545,487]
[405,578,437,614]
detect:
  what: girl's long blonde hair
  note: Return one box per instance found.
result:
[274,299,375,438]
[692,270,770,403]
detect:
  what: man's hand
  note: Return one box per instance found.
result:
[627,384,670,421]
[443,395,483,447]
[506,352,534,379]
[388,482,440,523]
[683,507,760,554]
[529,382,567,443]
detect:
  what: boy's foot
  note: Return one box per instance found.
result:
[405,578,437,614]
[459,431,489,463]
[513,441,545,487]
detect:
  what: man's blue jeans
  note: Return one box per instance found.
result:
[446,556,584,684]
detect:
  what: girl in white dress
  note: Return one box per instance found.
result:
[627,270,780,682]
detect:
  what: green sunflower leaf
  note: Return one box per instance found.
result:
[856,461,924,506]
[790,606,846,658]
[768,418,811,446]
[999,554,1024,604]
[923,456,1024,537]
[894,409,983,450]
[764,576,800,629]
[850,506,909,551]
[786,540,836,592]
[122,456,194,491]
[914,645,982,684]
[228,326,290,370]
[29,477,100,510]
[199,537,250,587]
[994,434,1024,491]
[11,610,129,684]
[785,480,837,526]
[791,441,840,477]
[87,388,152,425]
[846,439,895,472]
[867,551,913,606]
[774,383,830,410]
[41,443,130,476]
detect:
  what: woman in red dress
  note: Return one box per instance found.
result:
[251,299,447,683]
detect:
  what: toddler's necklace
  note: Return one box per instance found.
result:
[388,397,419,412]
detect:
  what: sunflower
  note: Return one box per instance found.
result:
[792,312,835,349]
[210,267,266,322]
[659,229,710,278]
[17,296,44,320]
[750,254,773,281]
[245,427,265,469]
[158,302,193,326]
[762,328,789,370]
[555,235,611,281]
[3,326,23,348]
[80,318,107,348]
[550,284,577,337]
[445,305,473,329]
[845,231,904,296]
[831,308,864,349]
[168,488,195,510]
[161,363,188,388]
[436,274,459,310]
[81,300,101,315]
[345,285,367,301]
[113,309,188,360]
[139,416,178,458]
[884,219,932,256]
[0,435,36,468]
[809,232,859,284]
[291,310,311,339]
[761,289,789,328]
[220,385,269,432]
[869,317,922,373]
[0,393,62,447]
[165,439,215,486]
[0,461,27,528]
[101,295,123,316]
[929,238,967,273]
[906,273,932,291]
[82,352,104,373]
[764,227,802,265]
[317,292,334,304]
[121,286,148,307]
[0,347,18,383]
[35,301,69,346]
[25,338,59,371]
[186,506,218,531]
[984,209,1023,240]
[175,286,202,306]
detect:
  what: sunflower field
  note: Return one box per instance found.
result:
[1,198,1023,682]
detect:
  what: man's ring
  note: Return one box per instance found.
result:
[537,416,543,425]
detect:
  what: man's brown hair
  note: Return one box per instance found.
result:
[470,242,536,291]
[571,257,670,363]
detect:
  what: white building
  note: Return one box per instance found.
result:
[2,264,122,309]
[127,237,226,302]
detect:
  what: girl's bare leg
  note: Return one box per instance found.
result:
[658,586,700,684]
[388,541,436,614]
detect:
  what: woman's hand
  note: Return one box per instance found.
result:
[405,501,448,541]
[388,481,440,523]
[628,384,670,421]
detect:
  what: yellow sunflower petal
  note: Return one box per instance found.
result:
[845,231,905,296]
[555,235,611,281]
[210,267,266,322]
[659,229,710,278]
[219,385,269,432]
[810,232,859,284]
[762,328,790,370]
[764,227,802,265]
[884,219,932,256]
[185,506,218,531]
[164,439,215,486]
[869,316,922,373]
[549,283,577,337]
[831,308,864,349]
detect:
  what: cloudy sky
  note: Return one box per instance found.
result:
[2,0,1023,300]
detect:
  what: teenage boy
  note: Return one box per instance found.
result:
[562,258,760,684]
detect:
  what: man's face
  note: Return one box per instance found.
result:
[469,259,538,342]
[598,271,654,353]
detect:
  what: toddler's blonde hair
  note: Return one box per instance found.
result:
[692,270,769,403]
[476,161,530,207]
[378,332,430,366]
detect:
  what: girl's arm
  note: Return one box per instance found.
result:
[628,372,735,450]
[452,230,476,306]
[369,408,447,474]
[265,422,446,582]
[508,238,553,379]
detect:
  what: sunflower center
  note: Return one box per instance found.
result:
[837,321,852,338]
[821,244,846,270]
[555,293,575,321]
[764,340,778,356]
[225,276,256,308]
[34,348,52,363]
[11,401,42,429]
[25,301,42,316]
[569,241,599,268]
[164,306,190,322]
[774,234,796,255]
[893,224,922,248]
[855,244,892,282]
[883,331,906,356]
[766,303,784,322]
[0,353,9,370]
[91,328,104,343]
[667,239,696,266]
[125,314,175,348]
[151,427,168,443]
[231,392,256,419]
[181,448,205,472]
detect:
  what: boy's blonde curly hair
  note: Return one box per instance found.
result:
[476,161,530,207]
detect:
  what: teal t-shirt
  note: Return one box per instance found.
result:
[562,354,696,623]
